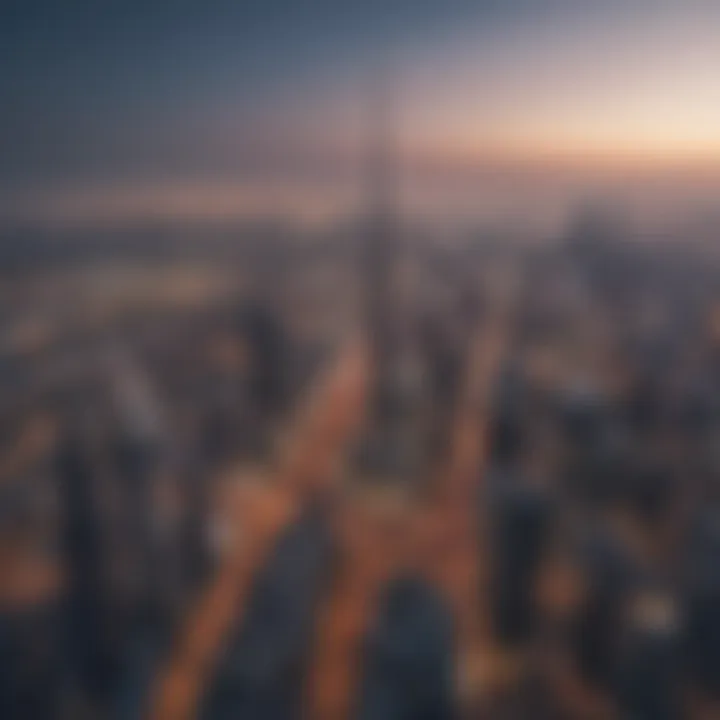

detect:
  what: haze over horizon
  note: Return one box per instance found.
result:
[4,0,720,231]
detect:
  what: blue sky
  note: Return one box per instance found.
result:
[3,0,720,228]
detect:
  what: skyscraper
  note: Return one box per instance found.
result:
[364,66,400,424]
[359,66,413,481]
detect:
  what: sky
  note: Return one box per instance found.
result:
[3,0,720,230]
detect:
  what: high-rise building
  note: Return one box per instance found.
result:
[56,416,119,710]
[364,68,400,425]
[358,67,418,481]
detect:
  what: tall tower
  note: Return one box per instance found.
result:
[366,66,399,415]
[360,65,411,479]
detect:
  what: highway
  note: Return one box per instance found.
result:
[150,341,368,720]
